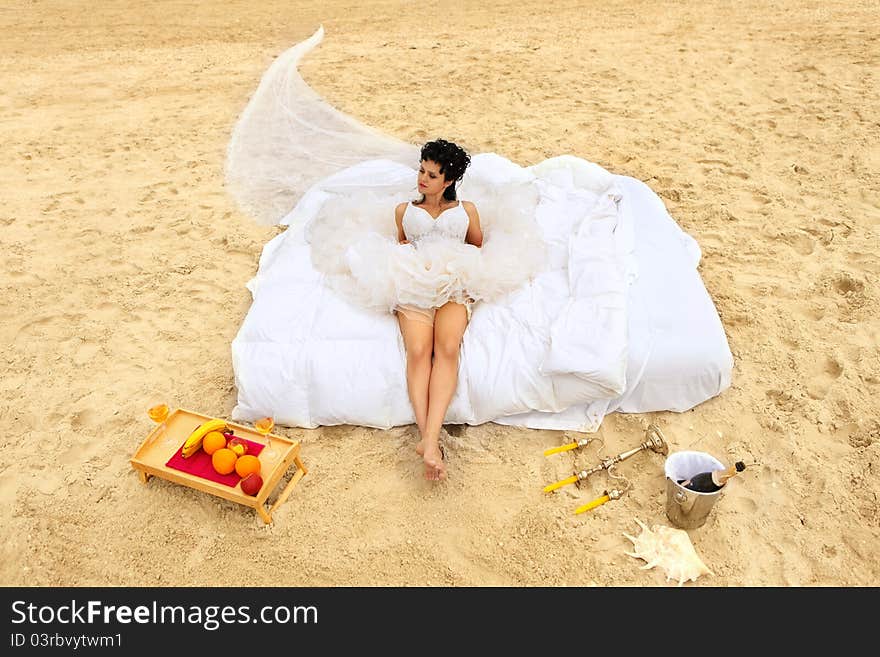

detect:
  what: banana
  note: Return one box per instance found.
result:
[181,418,227,458]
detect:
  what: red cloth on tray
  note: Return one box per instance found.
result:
[166,436,265,487]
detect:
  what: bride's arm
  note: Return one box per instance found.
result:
[463,201,483,247]
[395,202,409,243]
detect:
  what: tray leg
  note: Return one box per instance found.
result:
[267,457,308,519]
[256,504,272,525]
[138,470,152,484]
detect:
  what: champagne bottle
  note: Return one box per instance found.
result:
[678,461,745,493]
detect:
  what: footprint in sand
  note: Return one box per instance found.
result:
[70,407,98,431]
[836,420,878,449]
[171,218,192,236]
[765,388,804,413]
[805,356,843,400]
[816,217,851,235]
[697,159,751,180]
[190,279,229,302]
[780,335,799,351]
[793,301,825,321]
[828,273,869,321]
[780,231,815,255]
[730,494,759,514]
[844,250,879,265]
[832,273,864,296]
[16,315,55,339]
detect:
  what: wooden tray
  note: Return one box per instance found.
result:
[130,407,307,524]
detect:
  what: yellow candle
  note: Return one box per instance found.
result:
[543,474,578,493]
[574,494,611,515]
[543,442,579,456]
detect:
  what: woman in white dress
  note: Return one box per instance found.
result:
[393,139,482,481]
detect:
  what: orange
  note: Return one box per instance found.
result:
[235,454,261,478]
[211,448,237,475]
[203,431,227,456]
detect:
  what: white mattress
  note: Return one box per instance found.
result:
[230,155,732,432]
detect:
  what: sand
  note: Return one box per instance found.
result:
[1,0,877,587]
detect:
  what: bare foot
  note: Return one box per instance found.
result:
[423,443,447,481]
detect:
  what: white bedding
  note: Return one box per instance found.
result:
[230,154,732,432]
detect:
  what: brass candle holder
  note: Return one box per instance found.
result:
[543,424,669,514]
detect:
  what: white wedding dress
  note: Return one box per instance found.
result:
[225,26,733,432]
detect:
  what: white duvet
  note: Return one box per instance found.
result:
[230,153,733,432]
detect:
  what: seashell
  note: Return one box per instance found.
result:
[623,518,714,586]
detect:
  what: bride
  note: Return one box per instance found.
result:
[393,139,481,480]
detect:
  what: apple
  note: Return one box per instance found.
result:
[241,473,263,496]
[227,436,248,457]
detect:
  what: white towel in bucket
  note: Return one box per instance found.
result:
[665,451,725,483]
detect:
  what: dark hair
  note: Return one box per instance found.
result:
[417,138,471,202]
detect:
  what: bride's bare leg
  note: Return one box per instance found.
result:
[422,302,468,480]
[397,312,434,441]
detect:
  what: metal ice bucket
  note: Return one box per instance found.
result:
[664,451,726,530]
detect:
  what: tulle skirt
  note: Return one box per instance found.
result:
[306,179,547,315]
